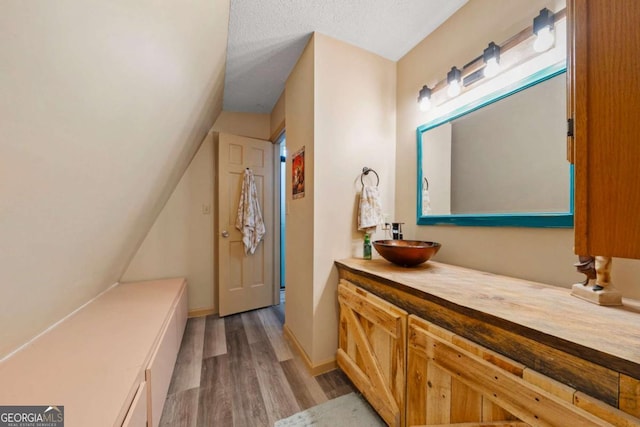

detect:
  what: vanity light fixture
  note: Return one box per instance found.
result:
[416,7,565,111]
[446,66,462,97]
[533,8,555,52]
[418,85,432,111]
[483,42,501,78]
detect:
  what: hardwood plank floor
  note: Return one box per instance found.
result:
[159,304,358,427]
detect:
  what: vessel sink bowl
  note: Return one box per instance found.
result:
[373,240,441,267]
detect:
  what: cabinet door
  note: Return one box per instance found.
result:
[337,280,407,427]
[407,315,614,427]
[571,0,640,258]
[122,382,147,427]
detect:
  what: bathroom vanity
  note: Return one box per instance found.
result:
[335,258,640,426]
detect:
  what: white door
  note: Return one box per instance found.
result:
[217,133,274,316]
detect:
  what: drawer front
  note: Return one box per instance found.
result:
[146,309,180,427]
[122,382,147,427]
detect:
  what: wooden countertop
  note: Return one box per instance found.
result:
[335,258,640,374]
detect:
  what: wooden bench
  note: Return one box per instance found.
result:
[0,278,188,427]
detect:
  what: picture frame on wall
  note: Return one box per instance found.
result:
[292,146,305,199]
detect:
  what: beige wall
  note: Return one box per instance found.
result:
[396,0,640,299]
[0,0,230,359]
[122,112,271,314]
[285,36,316,357]
[312,33,397,363]
[270,93,286,140]
[212,111,271,140]
[283,33,397,365]
[122,132,216,312]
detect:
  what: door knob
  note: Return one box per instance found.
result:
[221,230,229,238]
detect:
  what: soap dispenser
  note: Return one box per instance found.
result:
[363,233,372,260]
[391,223,404,240]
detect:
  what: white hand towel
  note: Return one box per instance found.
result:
[358,185,384,231]
[235,169,266,254]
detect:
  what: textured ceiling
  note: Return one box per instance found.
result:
[223,0,468,113]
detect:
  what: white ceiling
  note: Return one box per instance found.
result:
[223,0,468,113]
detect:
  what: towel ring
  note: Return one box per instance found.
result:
[361,167,379,187]
[423,177,429,191]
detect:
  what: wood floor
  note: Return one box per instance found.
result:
[159,304,357,427]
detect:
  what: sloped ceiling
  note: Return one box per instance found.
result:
[223,0,468,112]
[0,0,230,359]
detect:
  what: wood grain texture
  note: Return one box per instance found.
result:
[280,358,329,410]
[340,303,400,425]
[574,392,640,427]
[203,315,226,358]
[417,423,529,427]
[426,363,452,425]
[481,400,518,423]
[571,0,588,252]
[158,387,199,427]
[242,310,270,344]
[572,0,640,257]
[336,259,636,405]
[620,375,640,418]
[198,355,232,426]
[316,369,356,400]
[407,345,428,426]
[419,325,610,426]
[257,307,293,361]
[225,317,269,427]
[337,281,406,427]
[250,339,301,425]
[451,378,482,423]
[167,317,204,395]
[522,368,575,403]
[409,316,519,425]
[161,306,355,427]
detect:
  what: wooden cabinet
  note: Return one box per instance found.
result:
[337,279,407,427]
[336,258,640,427]
[570,0,640,258]
[406,315,624,427]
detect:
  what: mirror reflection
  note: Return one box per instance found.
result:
[418,69,573,227]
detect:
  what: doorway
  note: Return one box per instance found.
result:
[274,131,286,322]
[278,132,286,290]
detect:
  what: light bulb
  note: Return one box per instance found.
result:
[484,57,501,78]
[419,96,431,112]
[533,27,555,52]
[447,80,461,97]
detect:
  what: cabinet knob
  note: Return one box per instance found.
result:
[221,230,229,238]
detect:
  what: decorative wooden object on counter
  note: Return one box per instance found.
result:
[570,0,640,259]
[335,258,640,426]
[572,255,623,306]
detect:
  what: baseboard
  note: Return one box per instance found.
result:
[283,324,337,376]
[188,307,216,318]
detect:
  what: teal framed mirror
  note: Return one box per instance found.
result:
[417,62,573,228]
